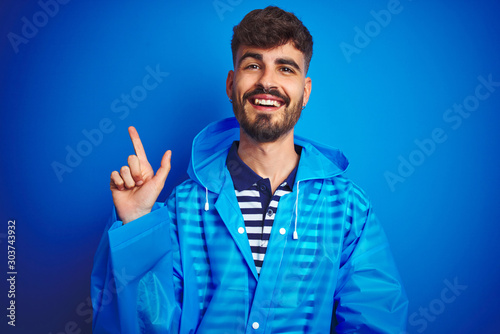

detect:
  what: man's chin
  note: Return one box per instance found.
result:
[240,120,289,143]
[233,100,300,143]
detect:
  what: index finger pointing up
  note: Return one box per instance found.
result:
[128,126,148,161]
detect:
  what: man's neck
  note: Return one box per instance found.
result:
[237,129,299,194]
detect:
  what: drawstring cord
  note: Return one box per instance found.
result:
[293,181,300,240]
[205,187,209,211]
[205,183,299,238]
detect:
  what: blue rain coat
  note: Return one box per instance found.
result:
[91,117,408,333]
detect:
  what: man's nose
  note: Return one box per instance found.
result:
[257,67,278,91]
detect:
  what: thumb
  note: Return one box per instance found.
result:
[152,150,172,187]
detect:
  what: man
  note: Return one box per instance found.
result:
[91,6,408,333]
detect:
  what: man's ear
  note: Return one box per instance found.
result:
[303,77,312,106]
[226,70,234,99]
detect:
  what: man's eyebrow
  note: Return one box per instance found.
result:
[275,58,302,74]
[238,52,263,65]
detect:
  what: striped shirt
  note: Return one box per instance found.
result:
[226,142,299,275]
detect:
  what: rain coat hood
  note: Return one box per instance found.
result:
[187,117,349,193]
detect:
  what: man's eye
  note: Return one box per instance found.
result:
[245,64,260,70]
[280,67,294,73]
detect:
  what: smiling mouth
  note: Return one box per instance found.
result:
[251,98,284,108]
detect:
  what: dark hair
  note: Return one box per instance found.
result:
[231,6,313,73]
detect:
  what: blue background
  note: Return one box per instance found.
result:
[1,0,499,333]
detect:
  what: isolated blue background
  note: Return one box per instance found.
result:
[1,0,499,333]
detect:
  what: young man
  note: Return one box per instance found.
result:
[92,6,408,333]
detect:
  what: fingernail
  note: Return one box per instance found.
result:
[136,180,144,186]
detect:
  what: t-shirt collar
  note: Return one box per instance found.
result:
[226,141,298,192]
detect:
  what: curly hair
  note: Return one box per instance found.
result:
[231,6,313,73]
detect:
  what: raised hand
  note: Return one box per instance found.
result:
[110,126,171,224]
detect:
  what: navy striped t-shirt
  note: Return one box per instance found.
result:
[226,142,299,274]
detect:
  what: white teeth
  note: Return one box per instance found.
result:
[254,98,281,107]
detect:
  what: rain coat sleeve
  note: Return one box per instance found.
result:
[332,190,408,333]
[91,193,183,334]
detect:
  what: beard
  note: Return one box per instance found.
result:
[232,88,304,143]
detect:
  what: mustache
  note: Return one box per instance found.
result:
[242,88,290,106]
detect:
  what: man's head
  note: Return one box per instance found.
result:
[227,6,313,143]
[231,6,313,74]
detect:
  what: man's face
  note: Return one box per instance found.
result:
[226,42,312,143]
